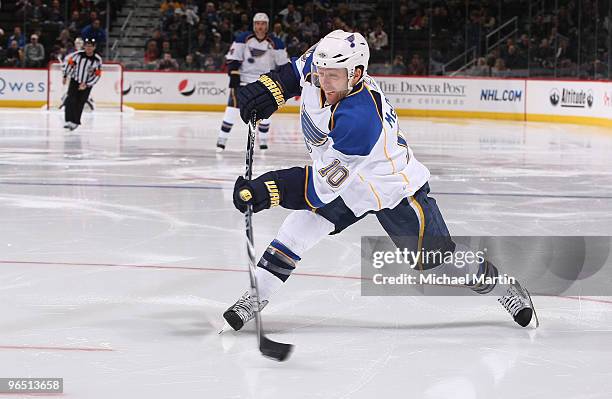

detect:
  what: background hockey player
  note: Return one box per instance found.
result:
[222,30,537,332]
[216,12,289,151]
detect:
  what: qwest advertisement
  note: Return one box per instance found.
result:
[0,69,46,102]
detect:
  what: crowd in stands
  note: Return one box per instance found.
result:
[1,0,610,80]
[0,0,123,67]
[144,0,610,79]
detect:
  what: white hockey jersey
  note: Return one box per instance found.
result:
[226,32,289,85]
[292,50,431,217]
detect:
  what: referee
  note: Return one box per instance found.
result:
[62,38,103,131]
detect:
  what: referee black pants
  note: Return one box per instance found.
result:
[64,79,92,125]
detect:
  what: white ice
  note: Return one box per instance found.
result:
[0,109,611,398]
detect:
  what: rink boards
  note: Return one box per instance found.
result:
[1,67,612,126]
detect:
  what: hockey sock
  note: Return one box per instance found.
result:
[255,239,301,302]
[218,120,233,139]
[258,122,270,136]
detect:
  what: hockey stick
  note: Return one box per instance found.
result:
[244,112,293,362]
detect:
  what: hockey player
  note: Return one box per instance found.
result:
[216,12,289,151]
[223,30,537,331]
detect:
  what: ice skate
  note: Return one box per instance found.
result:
[222,291,268,331]
[498,280,539,328]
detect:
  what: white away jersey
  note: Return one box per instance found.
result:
[226,32,289,84]
[291,49,430,217]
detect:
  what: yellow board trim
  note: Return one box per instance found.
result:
[526,113,612,127]
[0,100,46,108]
[395,109,525,121]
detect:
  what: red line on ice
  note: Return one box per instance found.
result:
[0,344,113,352]
[2,260,611,305]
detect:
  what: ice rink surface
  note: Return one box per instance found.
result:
[1,108,611,398]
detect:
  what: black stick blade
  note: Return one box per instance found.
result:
[260,336,293,362]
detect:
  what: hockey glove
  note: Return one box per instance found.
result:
[233,175,280,213]
[232,167,312,213]
[238,73,286,124]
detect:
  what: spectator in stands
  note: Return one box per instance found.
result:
[148,29,164,53]
[87,11,99,27]
[202,2,220,29]
[24,34,45,67]
[407,53,426,75]
[369,23,388,63]
[481,8,496,32]
[505,45,527,70]
[430,5,449,35]
[202,54,217,71]
[491,58,508,76]
[409,8,427,30]
[368,24,388,51]
[271,22,287,45]
[160,0,182,15]
[394,4,410,33]
[5,40,22,67]
[467,57,490,76]
[194,31,209,54]
[535,37,554,68]
[46,0,64,28]
[232,13,250,40]
[16,0,49,24]
[57,29,72,48]
[160,40,178,59]
[555,38,574,69]
[517,34,530,55]
[217,18,234,43]
[298,15,319,45]
[157,52,179,71]
[279,3,302,28]
[7,27,26,49]
[81,19,106,48]
[390,55,407,75]
[208,32,227,62]
[180,53,200,71]
[144,40,160,67]
[556,6,575,37]
[67,11,83,37]
[184,0,200,26]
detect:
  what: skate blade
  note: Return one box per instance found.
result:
[524,288,540,328]
[218,321,232,334]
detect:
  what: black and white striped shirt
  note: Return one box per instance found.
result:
[63,50,103,87]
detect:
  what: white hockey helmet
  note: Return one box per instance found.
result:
[253,12,269,23]
[312,30,369,91]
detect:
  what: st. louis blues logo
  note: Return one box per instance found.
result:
[248,47,268,57]
[345,34,356,48]
[301,108,328,147]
